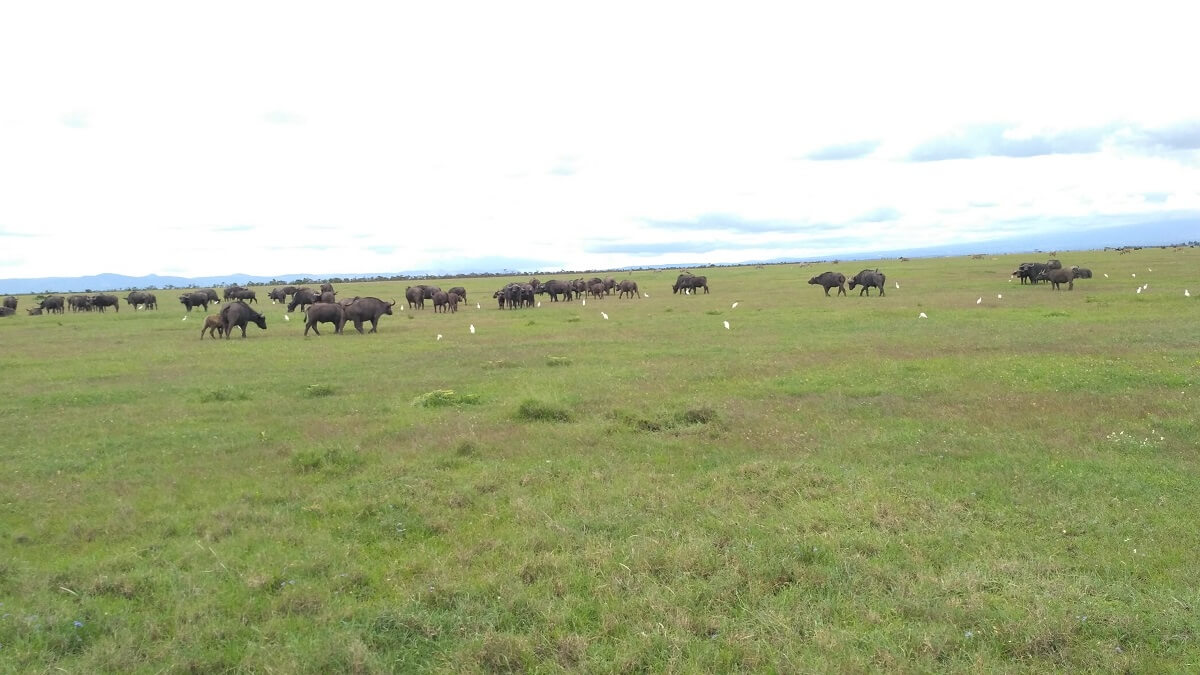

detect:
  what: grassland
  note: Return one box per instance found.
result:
[1,248,1198,672]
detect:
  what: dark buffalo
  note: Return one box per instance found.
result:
[432,290,451,313]
[1071,266,1093,279]
[848,269,886,296]
[448,286,467,302]
[570,278,588,296]
[201,314,224,339]
[538,280,573,302]
[2,295,16,311]
[125,291,152,309]
[808,271,847,296]
[92,294,120,312]
[447,292,461,313]
[142,293,158,310]
[69,295,92,312]
[179,292,210,312]
[319,291,336,304]
[27,307,43,315]
[405,286,424,310]
[287,289,321,313]
[305,302,346,336]
[281,285,300,297]
[343,297,395,333]
[39,296,65,314]
[588,282,607,299]
[220,301,267,338]
[320,283,335,293]
[0,306,14,317]
[617,280,640,299]
[1038,267,1074,290]
[1046,259,1062,270]
[672,272,694,294]
[223,285,246,301]
[201,289,220,304]
[421,285,442,300]
[338,296,358,307]
[267,288,287,303]
[679,275,709,294]
[229,289,257,303]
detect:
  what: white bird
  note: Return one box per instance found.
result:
[600,311,608,320]
[976,297,982,304]
[436,334,442,341]
[918,312,928,319]
[1136,287,1142,294]
[1132,273,1137,277]
[1148,268,1153,272]
[1143,284,1149,290]
[283,314,289,321]
[469,324,475,334]
[731,302,739,309]
[895,282,900,289]
[997,294,1003,299]
[1103,273,1109,278]
[181,315,187,321]
[685,289,691,295]
[723,320,730,330]
[399,305,404,311]
[537,301,542,308]
[581,299,586,306]
[476,303,481,309]
[1186,289,1191,297]
[643,293,649,298]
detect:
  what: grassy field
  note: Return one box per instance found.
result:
[1,248,1198,672]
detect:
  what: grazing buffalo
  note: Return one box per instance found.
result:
[343,297,395,333]
[432,290,451,313]
[405,286,424,310]
[673,272,694,294]
[538,280,573,302]
[588,282,607,299]
[570,278,588,296]
[305,302,346,336]
[201,289,220,304]
[229,289,257,303]
[617,280,640,298]
[281,285,300,297]
[287,289,321,313]
[223,285,245,301]
[447,292,461,313]
[848,269,886,296]
[92,294,120,312]
[39,296,66,314]
[179,292,211,312]
[267,288,287,303]
[677,275,709,294]
[2,295,16,311]
[448,286,467,302]
[320,283,335,293]
[0,306,14,317]
[319,291,336,304]
[220,301,267,338]
[201,314,224,339]
[1071,266,1093,279]
[68,295,92,312]
[1038,267,1075,290]
[125,291,153,310]
[808,271,847,296]
[421,285,442,300]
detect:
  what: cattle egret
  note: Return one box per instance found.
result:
[537,301,542,308]
[469,324,475,334]
[581,299,586,306]
[918,312,928,319]
[600,312,608,320]
[181,315,187,321]
[283,314,290,321]
[723,320,730,330]
[685,289,691,295]
[976,297,982,304]
[731,302,739,309]
[1148,268,1153,272]
[643,293,649,298]
[1185,289,1191,297]
[1132,273,1137,277]
[399,305,404,311]
[437,334,443,341]
[1103,273,1109,278]
[1136,287,1142,294]
[476,303,481,309]
[997,294,1003,299]
[895,282,900,289]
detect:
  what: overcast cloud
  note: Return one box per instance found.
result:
[1,1,1197,279]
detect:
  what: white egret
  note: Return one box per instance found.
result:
[976,297,982,304]
[181,315,187,321]
[723,320,730,330]
[283,314,289,321]
[436,334,443,341]
[918,312,928,319]
[600,312,608,320]
[469,324,476,334]
[731,302,738,309]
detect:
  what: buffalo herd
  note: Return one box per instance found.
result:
[1010,259,1093,290]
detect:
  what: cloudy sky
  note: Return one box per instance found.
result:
[1,1,1197,279]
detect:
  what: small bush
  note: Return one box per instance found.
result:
[516,399,571,423]
[304,384,334,398]
[291,444,364,473]
[546,356,572,367]
[455,440,479,457]
[200,387,250,403]
[675,407,718,426]
[412,390,481,408]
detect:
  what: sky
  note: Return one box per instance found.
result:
[2,1,1198,279]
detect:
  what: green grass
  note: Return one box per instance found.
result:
[1,249,1199,671]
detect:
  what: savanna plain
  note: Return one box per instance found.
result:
[1,249,1198,673]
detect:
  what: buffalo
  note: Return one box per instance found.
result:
[848,269,886,296]
[201,289,220,304]
[69,295,92,312]
[91,294,120,312]
[0,306,14,317]
[673,272,694,294]
[201,314,224,339]
[447,292,461,313]
[320,283,335,293]
[1038,267,1075,290]
[220,301,267,338]
[281,285,300,297]
[538,280,573,302]
[229,289,257,303]
[808,271,847,296]
[39,296,65,314]
[305,302,346,336]
[405,286,424,310]
[677,275,709,294]
[432,290,451,313]
[179,292,211,312]
[448,286,467,302]
[287,288,321,313]
[267,288,287,303]
[617,280,640,299]
[343,297,395,333]
[588,282,607,299]
[319,291,336,304]
[2,295,16,311]
[1071,266,1093,279]
[223,285,246,301]
[27,307,43,315]
[126,291,155,310]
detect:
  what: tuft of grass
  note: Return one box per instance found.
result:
[515,399,572,422]
[455,440,479,457]
[412,390,481,408]
[546,356,572,367]
[199,387,250,402]
[482,359,517,370]
[614,407,720,432]
[304,383,335,398]
[291,444,364,473]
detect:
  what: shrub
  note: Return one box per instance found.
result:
[304,384,334,398]
[516,399,571,423]
[412,390,481,408]
[200,387,250,403]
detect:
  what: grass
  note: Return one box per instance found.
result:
[1,249,1199,671]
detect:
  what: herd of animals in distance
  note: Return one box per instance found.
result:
[0,259,1095,337]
